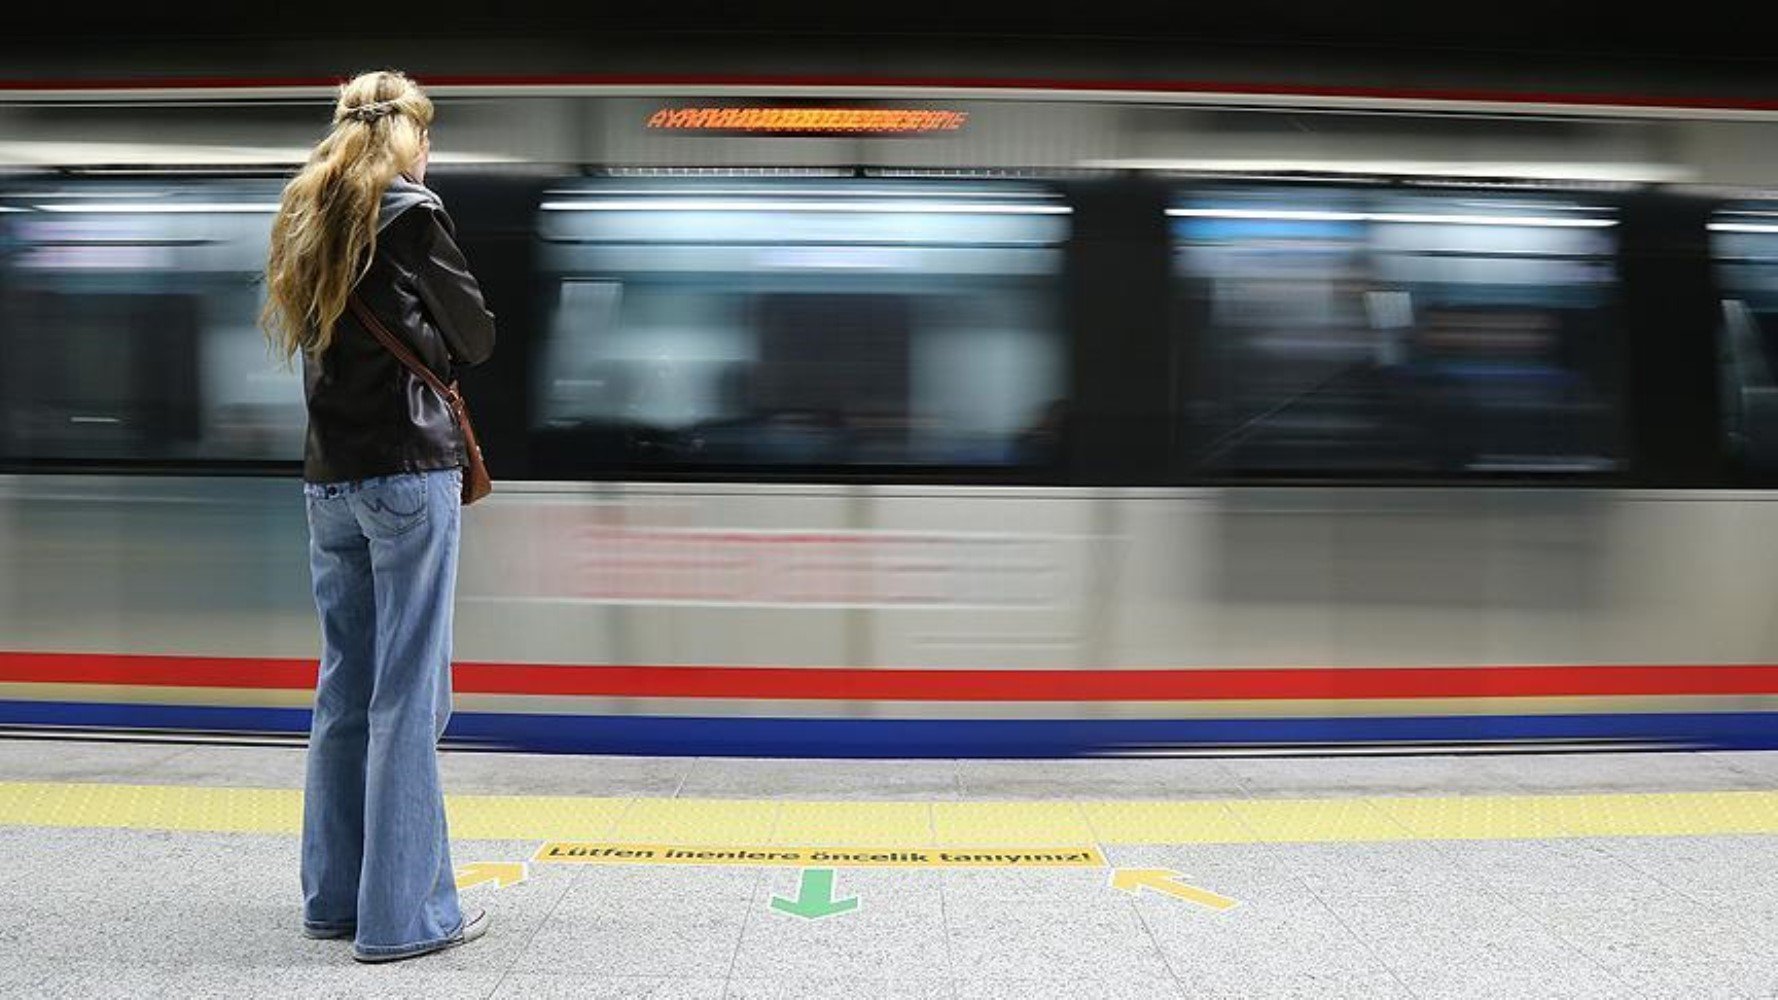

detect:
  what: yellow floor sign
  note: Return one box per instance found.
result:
[530,842,1237,912]
[454,861,529,890]
[1111,868,1240,911]
[534,842,1105,868]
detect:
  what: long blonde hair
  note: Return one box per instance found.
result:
[262,70,434,361]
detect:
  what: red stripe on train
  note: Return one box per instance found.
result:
[2,652,1777,702]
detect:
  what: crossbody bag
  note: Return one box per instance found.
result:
[347,292,492,506]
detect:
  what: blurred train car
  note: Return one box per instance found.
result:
[2,75,1778,755]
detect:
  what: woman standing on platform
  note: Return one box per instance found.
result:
[261,69,496,964]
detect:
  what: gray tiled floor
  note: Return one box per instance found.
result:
[732,868,949,982]
[490,975,728,999]
[16,961,510,1000]
[1591,834,1778,899]
[444,751,693,798]
[727,977,961,1000]
[957,758,1249,799]
[1493,750,1761,794]
[4,742,1778,998]
[0,737,190,783]
[1221,753,1527,798]
[680,758,963,801]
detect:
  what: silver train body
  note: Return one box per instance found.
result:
[1,77,1776,755]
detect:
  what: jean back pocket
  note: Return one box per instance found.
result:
[355,474,430,538]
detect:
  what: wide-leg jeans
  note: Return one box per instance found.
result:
[299,467,465,959]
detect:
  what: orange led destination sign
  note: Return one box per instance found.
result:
[647,107,969,135]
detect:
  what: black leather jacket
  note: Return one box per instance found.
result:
[301,176,496,484]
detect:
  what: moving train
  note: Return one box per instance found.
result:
[2,74,1778,755]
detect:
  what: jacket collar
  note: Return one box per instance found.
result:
[377,174,442,233]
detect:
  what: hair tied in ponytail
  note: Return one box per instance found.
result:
[262,70,434,362]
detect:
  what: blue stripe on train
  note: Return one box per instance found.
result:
[1,699,1776,755]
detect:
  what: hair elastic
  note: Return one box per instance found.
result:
[337,100,399,124]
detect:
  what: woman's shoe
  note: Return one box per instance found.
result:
[352,909,488,964]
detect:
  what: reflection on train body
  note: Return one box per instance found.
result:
[532,181,1070,473]
[1174,189,1621,475]
[0,181,298,463]
[1714,203,1778,474]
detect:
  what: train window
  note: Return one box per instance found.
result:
[1171,187,1623,477]
[0,180,302,465]
[1712,204,1778,477]
[530,180,1069,474]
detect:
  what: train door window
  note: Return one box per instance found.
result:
[1712,204,1778,478]
[2,291,201,459]
[730,294,912,464]
[0,180,302,466]
[531,179,1069,475]
[1171,186,1623,478]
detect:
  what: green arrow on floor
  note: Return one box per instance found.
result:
[770,868,861,920]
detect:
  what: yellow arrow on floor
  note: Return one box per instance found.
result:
[455,861,529,890]
[1111,868,1238,911]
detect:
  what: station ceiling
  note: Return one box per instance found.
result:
[4,2,1773,99]
[6,2,1771,57]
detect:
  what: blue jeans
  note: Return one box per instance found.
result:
[300,468,466,959]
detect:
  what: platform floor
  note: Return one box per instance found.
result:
[3,741,1778,999]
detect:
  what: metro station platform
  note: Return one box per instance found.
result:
[3,742,1778,999]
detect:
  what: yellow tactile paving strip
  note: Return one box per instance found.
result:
[4,781,1778,845]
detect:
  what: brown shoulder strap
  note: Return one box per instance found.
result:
[347,293,457,406]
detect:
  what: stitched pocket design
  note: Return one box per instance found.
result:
[357,476,430,537]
